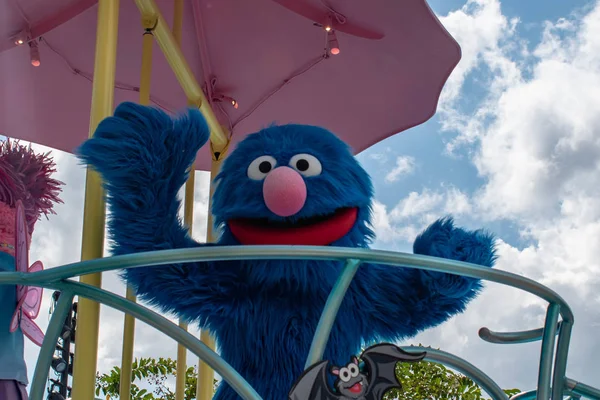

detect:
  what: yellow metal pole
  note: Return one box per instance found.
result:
[119,18,155,400]
[132,0,227,146]
[71,1,119,399]
[174,167,194,399]
[139,21,155,105]
[174,164,193,400]
[172,2,190,399]
[172,0,184,44]
[196,142,228,400]
[119,286,137,400]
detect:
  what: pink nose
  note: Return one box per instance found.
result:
[262,167,307,217]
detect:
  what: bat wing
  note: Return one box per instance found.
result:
[289,360,340,400]
[361,344,426,400]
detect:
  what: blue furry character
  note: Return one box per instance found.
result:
[77,103,496,400]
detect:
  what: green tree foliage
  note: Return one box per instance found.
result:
[386,358,520,399]
[95,357,218,400]
[96,352,520,400]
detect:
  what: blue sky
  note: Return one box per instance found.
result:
[8,0,600,397]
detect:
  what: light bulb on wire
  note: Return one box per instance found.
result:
[327,31,340,55]
[12,29,30,46]
[29,40,40,67]
[323,15,333,33]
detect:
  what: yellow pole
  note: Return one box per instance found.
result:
[71,1,119,399]
[174,166,193,397]
[196,142,228,400]
[172,0,184,44]
[172,2,190,399]
[119,17,155,400]
[132,0,227,146]
[175,167,194,399]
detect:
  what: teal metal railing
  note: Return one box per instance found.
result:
[0,245,598,400]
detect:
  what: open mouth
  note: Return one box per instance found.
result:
[348,381,364,394]
[228,207,358,245]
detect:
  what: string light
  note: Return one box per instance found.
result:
[29,40,40,67]
[323,15,333,32]
[327,31,340,55]
[12,29,30,46]
[214,94,239,109]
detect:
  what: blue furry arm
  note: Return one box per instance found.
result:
[353,217,496,341]
[76,102,236,326]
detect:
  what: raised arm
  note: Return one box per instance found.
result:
[352,217,496,342]
[76,102,237,326]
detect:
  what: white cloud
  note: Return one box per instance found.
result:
[384,156,416,183]
[437,0,523,150]
[370,200,419,250]
[390,190,443,220]
[439,0,600,222]
[438,0,520,107]
[371,187,472,250]
[387,187,471,222]
[443,187,473,215]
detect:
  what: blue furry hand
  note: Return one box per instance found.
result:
[77,102,210,187]
[413,217,497,298]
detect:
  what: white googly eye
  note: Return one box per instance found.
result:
[247,155,277,180]
[289,153,322,177]
[339,367,351,382]
[349,363,359,377]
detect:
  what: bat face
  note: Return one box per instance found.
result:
[336,373,368,398]
[332,358,369,398]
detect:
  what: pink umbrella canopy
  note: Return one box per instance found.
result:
[0,0,460,171]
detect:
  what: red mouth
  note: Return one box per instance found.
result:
[228,208,358,245]
[349,382,363,393]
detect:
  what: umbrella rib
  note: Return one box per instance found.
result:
[10,0,31,26]
[191,0,214,101]
[232,53,327,132]
[39,38,176,113]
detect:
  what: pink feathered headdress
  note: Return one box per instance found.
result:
[0,139,64,255]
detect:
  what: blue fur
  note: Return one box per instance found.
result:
[77,102,497,400]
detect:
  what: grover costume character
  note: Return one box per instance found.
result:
[0,140,63,400]
[77,102,496,400]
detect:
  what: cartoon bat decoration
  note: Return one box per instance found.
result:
[289,344,426,400]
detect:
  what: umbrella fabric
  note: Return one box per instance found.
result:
[0,0,460,171]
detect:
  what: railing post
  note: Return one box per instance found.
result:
[551,320,573,400]
[537,304,560,400]
[305,258,361,368]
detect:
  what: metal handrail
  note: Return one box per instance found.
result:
[0,245,597,400]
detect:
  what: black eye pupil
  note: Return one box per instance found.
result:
[296,159,309,171]
[258,161,272,174]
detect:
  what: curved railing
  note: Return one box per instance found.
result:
[0,246,599,400]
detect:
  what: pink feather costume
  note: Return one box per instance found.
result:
[0,139,63,400]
